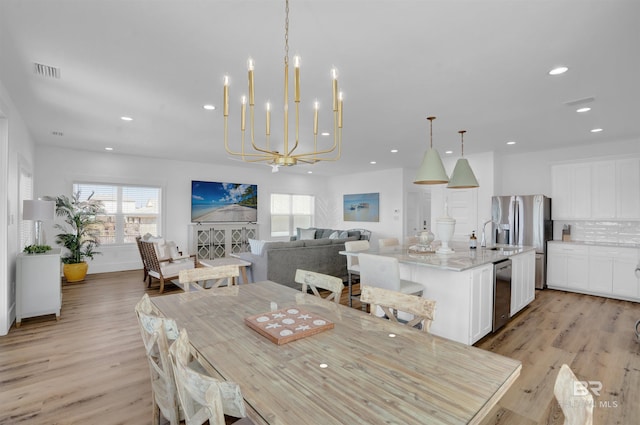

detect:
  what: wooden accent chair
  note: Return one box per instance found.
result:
[295,269,344,304]
[134,294,181,425]
[169,329,253,425]
[140,240,199,293]
[554,364,594,425]
[179,265,240,291]
[360,284,436,332]
[135,236,151,285]
[344,240,370,307]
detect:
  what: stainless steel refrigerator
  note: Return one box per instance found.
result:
[491,195,552,289]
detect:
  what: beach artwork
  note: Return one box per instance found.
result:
[191,181,257,222]
[343,192,379,222]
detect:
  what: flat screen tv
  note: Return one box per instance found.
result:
[191,181,258,223]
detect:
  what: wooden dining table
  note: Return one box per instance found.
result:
[151,280,521,425]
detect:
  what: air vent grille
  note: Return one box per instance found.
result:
[52,131,64,137]
[34,63,60,79]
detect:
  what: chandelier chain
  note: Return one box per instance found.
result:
[284,0,289,66]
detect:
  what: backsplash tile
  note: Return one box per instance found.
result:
[554,220,640,244]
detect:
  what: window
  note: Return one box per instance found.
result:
[73,183,161,245]
[270,194,314,237]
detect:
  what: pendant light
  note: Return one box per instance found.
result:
[414,116,449,185]
[447,130,479,188]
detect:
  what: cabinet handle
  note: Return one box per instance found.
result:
[635,266,640,279]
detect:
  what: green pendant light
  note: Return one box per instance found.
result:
[447,130,479,188]
[414,116,449,185]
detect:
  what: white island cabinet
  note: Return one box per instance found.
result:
[511,249,536,317]
[16,249,62,326]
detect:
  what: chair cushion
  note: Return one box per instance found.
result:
[399,279,425,295]
[156,259,195,278]
[249,238,266,255]
[164,241,182,259]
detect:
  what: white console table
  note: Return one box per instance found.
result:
[16,249,62,326]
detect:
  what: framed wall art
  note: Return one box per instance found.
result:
[343,192,379,222]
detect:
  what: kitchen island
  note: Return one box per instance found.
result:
[347,243,537,345]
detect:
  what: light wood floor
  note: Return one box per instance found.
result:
[0,271,638,424]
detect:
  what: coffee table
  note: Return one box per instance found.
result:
[199,257,251,284]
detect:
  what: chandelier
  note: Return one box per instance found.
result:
[223,0,343,168]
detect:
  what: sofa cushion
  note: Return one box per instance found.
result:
[317,228,334,239]
[339,230,349,239]
[299,228,317,240]
[329,231,339,239]
[265,240,305,250]
[347,230,362,239]
[303,239,332,247]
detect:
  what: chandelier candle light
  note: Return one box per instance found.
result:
[223,0,343,167]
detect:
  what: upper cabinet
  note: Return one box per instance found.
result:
[552,158,640,220]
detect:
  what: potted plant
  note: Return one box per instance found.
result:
[45,191,105,282]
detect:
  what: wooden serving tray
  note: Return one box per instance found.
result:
[245,307,334,345]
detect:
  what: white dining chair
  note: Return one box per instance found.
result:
[378,237,400,249]
[357,253,424,309]
[554,364,594,425]
[344,240,370,307]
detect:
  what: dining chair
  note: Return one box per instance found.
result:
[554,364,594,425]
[357,252,424,303]
[136,236,151,285]
[360,284,436,332]
[134,294,181,425]
[378,237,400,249]
[295,269,344,304]
[140,240,199,293]
[344,240,370,307]
[169,329,253,425]
[179,264,239,291]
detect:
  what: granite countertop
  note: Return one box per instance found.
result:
[361,242,537,272]
[548,240,640,249]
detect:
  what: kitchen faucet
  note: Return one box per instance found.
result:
[481,220,501,247]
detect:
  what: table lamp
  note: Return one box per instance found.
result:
[23,199,55,245]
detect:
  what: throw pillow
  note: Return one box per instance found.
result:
[165,240,181,259]
[329,231,339,239]
[338,231,349,239]
[299,228,317,240]
[248,238,266,255]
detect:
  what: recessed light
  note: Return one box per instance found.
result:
[321,132,330,136]
[445,150,453,155]
[591,128,603,133]
[576,107,591,113]
[319,363,328,369]
[105,147,114,151]
[549,66,568,75]
[121,116,133,121]
[506,141,516,145]
[388,333,396,338]
[307,171,312,174]
[390,149,398,153]
[203,104,216,110]
[370,161,377,165]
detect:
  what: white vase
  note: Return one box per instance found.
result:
[436,216,456,254]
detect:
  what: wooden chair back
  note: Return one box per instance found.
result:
[360,285,436,332]
[169,330,249,425]
[134,294,181,425]
[295,269,344,304]
[554,364,594,425]
[136,236,150,284]
[179,265,239,290]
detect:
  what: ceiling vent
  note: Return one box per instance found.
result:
[34,62,60,79]
[51,131,64,136]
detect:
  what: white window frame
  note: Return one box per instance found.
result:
[270,193,315,238]
[73,182,162,245]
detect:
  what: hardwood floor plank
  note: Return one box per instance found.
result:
[1,271,638,424]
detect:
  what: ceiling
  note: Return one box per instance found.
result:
[1,0,638,176]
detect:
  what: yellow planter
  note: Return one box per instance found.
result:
[63,262,89,282]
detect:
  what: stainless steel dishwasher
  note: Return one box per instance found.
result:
[493,259,512,332]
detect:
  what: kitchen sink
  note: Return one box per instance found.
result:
[488,246,517,255]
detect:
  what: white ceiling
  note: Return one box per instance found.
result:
[1,0,638,176]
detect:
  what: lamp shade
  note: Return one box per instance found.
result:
[447,158,479,188]
[414,148,449,184]
[23,199,55,221]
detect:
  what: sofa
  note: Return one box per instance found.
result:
[236,236,361,290]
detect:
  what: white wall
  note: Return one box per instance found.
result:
[35,146,324,274]
[0,79,36,335]
[326,168,405,246]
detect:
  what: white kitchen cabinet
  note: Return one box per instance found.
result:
[547,242,589,291]
[510,250,535,317]
[470,263,494,344]
[591,161,616,219]
[548,242,640,302]
[616,158,640,219]
[551,163,591,220]
[16,249,62,326]
[612,249,640,299]
[189,223,258,259]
